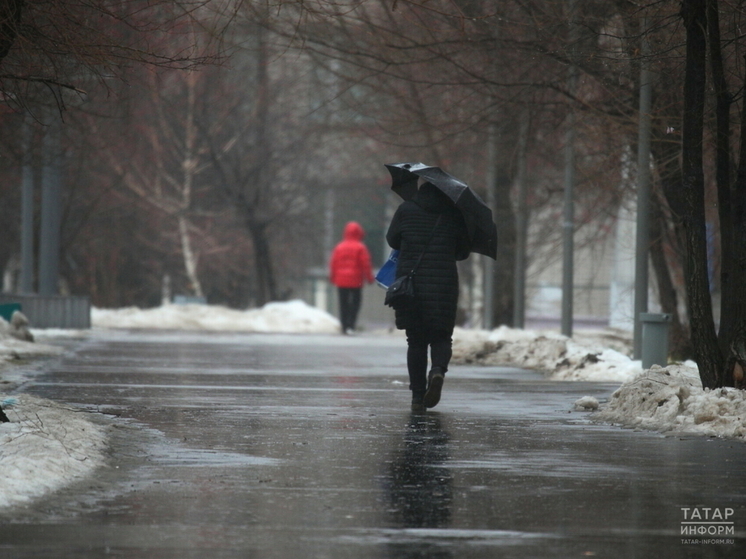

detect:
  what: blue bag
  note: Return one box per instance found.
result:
[375,249,399,288]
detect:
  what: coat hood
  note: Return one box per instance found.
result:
[343,221,365,241]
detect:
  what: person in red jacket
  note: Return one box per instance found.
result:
[329,221,375,334]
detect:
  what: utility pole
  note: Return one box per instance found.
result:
[633,19,653,359]
[561,110,576,337]
[561,0,578,337]
[483,120,497,330]
[513,110,529,329]
[38,116,63,296]
[20,114,35,293]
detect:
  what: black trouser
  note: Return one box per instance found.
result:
[405,326,452,394]
[338,287,362,331]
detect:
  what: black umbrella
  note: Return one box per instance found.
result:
[385,162,498,259]
[384,162,434,201]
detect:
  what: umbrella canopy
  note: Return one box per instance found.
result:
[384,162,435,201]
[385,162,498,259]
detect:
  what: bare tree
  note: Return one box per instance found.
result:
[196,11,334,305]
[268,0,634,327]
[0,0,231,110]
[270,0,746,389]
[0,0,233,304]
[100,67,215,299]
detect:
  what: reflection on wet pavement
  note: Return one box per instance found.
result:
[384,413,453,559]
[386,414,452,529]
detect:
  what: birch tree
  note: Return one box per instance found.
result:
[101,67,212,299]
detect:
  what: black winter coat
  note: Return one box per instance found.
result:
[386,183,470,331]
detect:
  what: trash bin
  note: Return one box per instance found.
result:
[640,313,672,369]
[0,303,21,322]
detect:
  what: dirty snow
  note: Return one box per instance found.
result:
[0,394,108,509]
[573,396,600,411]
[451,325,641,382]
[2,299,745,512]
[452,324,746,442]
[594,363,746,440]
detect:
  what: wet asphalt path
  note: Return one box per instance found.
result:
[1,329,745,558]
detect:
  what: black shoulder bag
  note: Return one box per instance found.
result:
[385,216,442,310]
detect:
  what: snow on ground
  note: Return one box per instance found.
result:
[91,299,341,333]
[594,364,746,440]
[1,300,745,511]
[451,325,640,383]
[0,394,108,509]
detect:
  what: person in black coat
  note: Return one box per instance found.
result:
[386,180,470,411]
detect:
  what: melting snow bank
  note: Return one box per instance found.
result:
[452,325,640,382]
[592,364,746,441]
[452,325,746,442]
[0,394,108,509]
[92,299,341,333]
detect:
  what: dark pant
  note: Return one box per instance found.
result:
[405,326,453,394]
[338,287,362,331]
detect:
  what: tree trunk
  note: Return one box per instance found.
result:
[491,168,515,327]
[177,71,204,299]
[708,0,736,352]
[649,201,692,360]
[680,0,723,388]
[722,57,746,387]
[243,209,277,306]
[651,115,692,360]
[178,215,203,299]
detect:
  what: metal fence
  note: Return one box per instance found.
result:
[0,294,91,329]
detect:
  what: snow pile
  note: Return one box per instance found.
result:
[452,324,746,441]
[0,394,108,509]
[92,299,340,334]
[594,363,746,440]
[1,316,64,382]
[0,311,34,342]
[1,323,106,511]
[452,325,641,383]
[573,396,600,411]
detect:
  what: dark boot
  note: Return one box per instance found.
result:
[411,391,426,413]
[423,367,445,409]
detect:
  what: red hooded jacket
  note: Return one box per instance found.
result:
[329,221,375,288]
